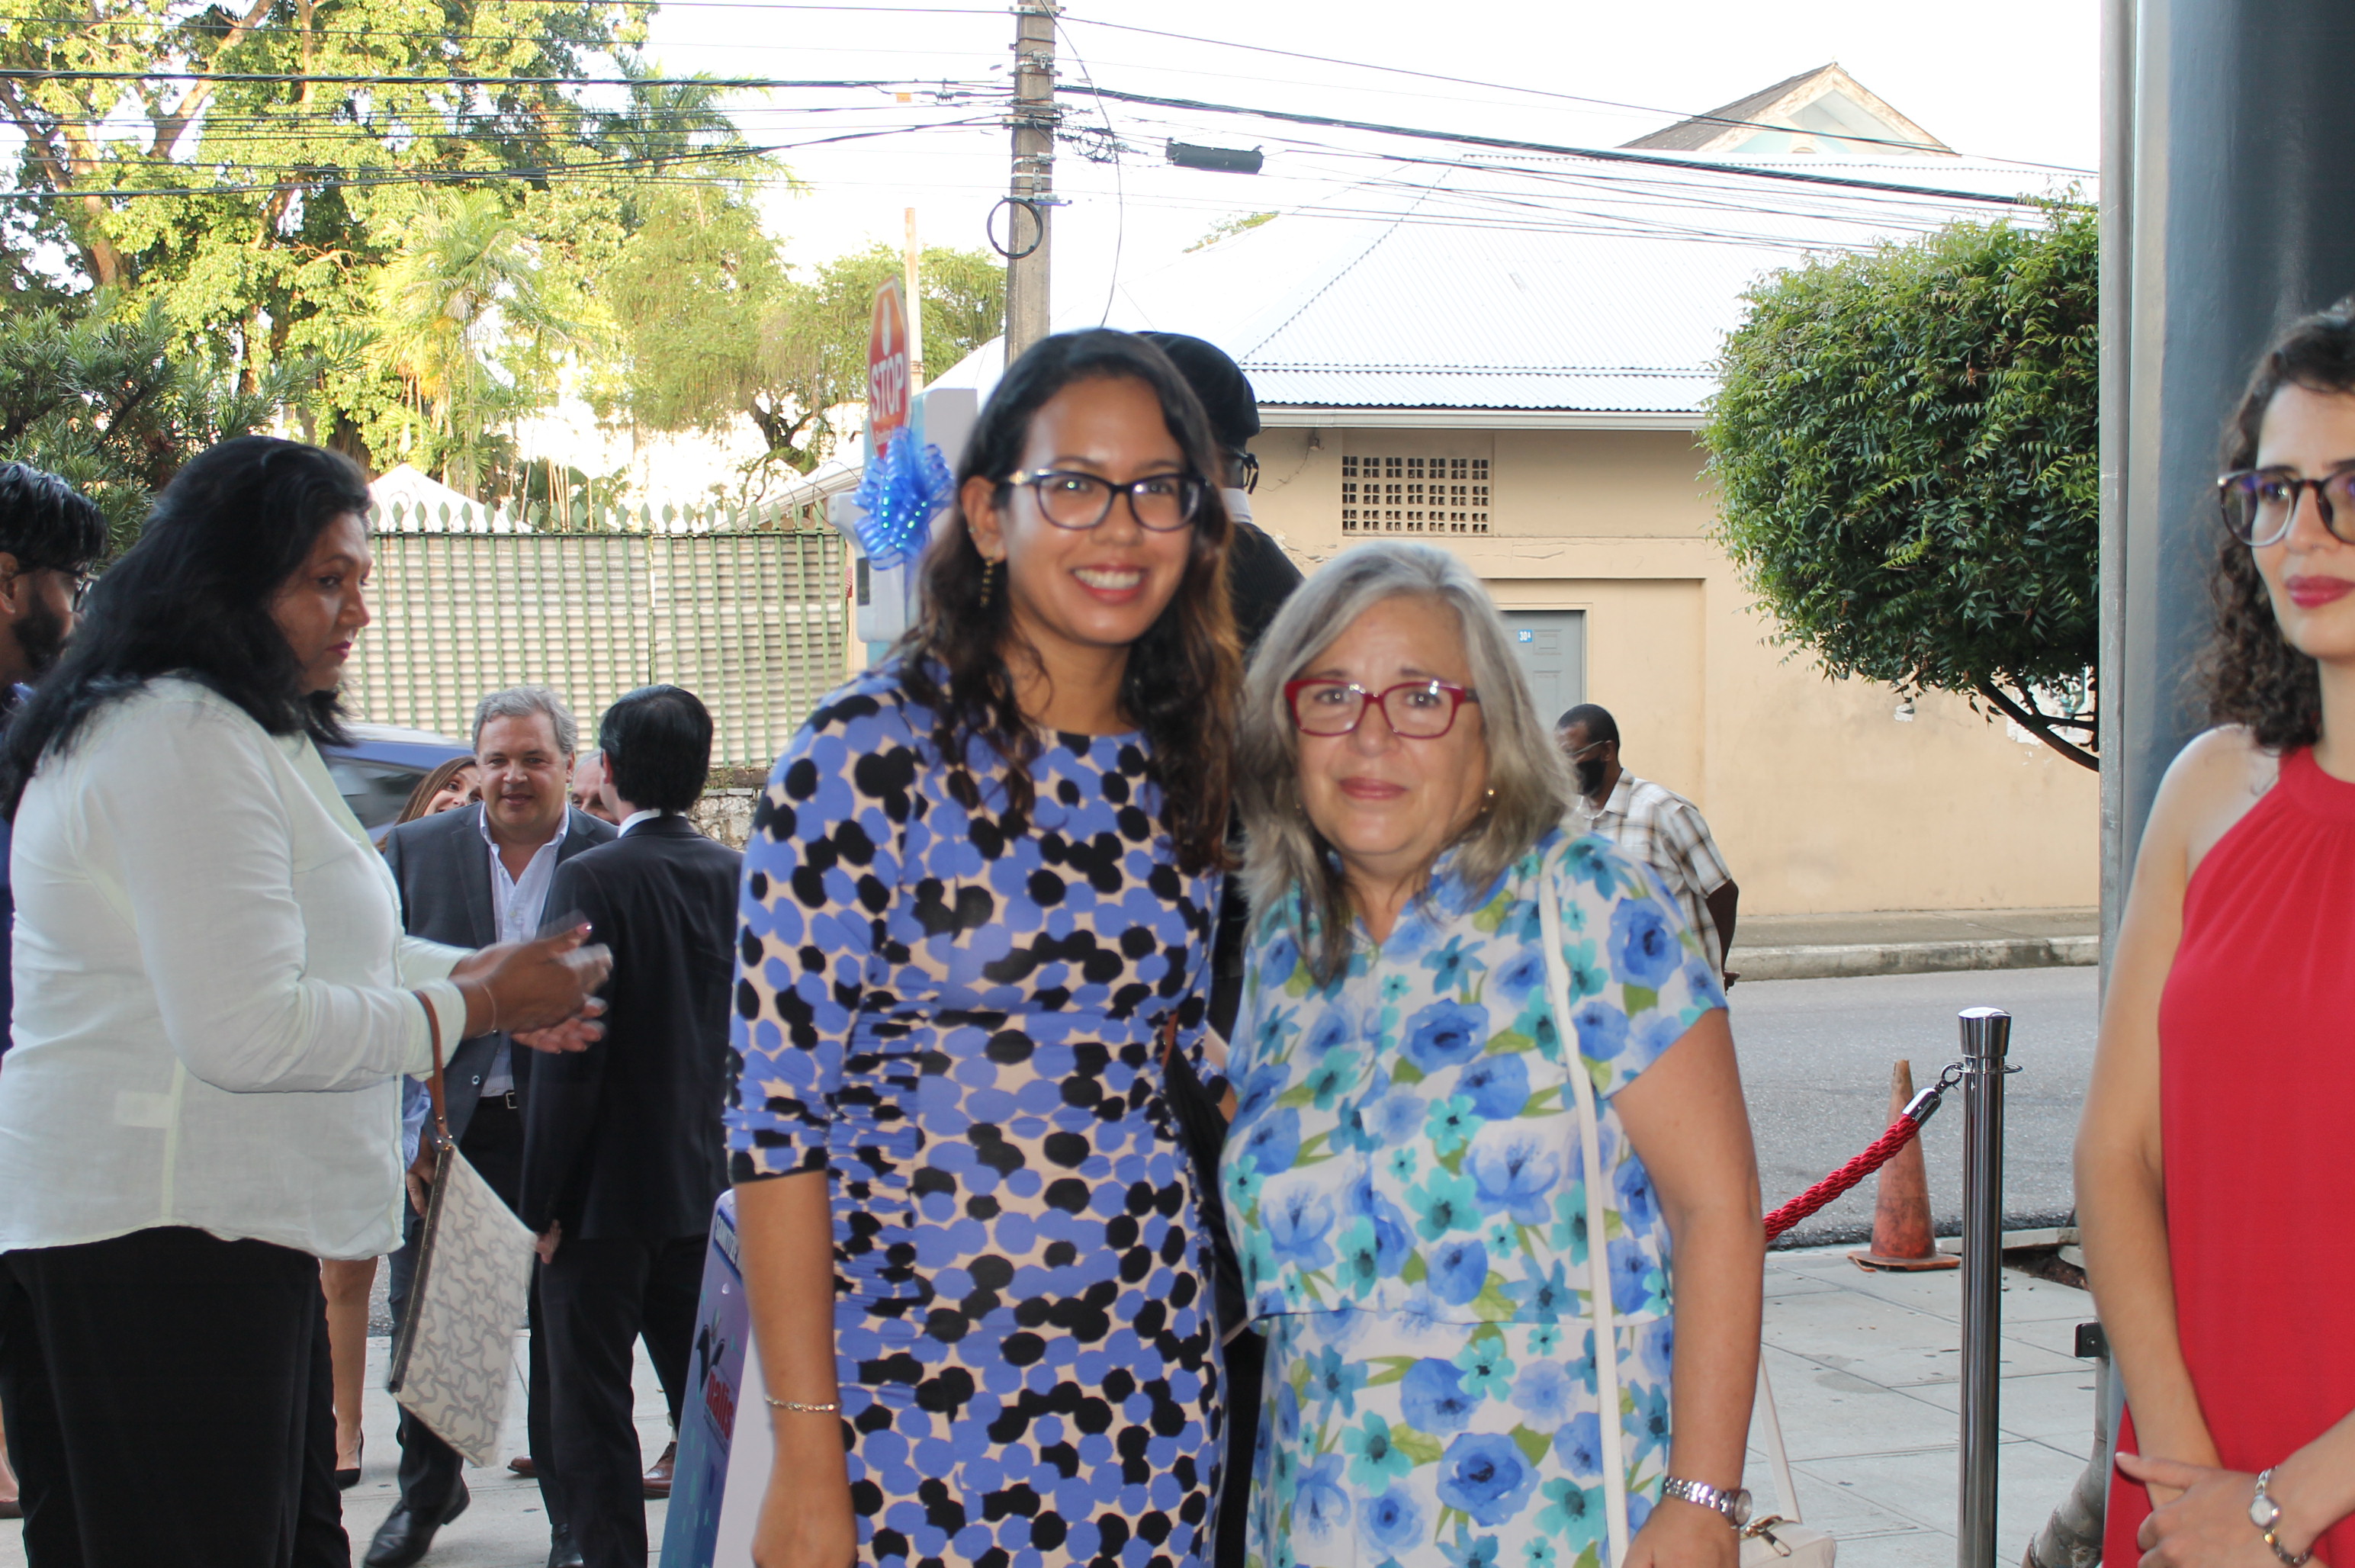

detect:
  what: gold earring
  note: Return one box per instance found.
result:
[979,554,999,608]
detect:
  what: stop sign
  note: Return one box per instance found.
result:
[867,278,911,448]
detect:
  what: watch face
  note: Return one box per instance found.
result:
[1730,1488,1753,1527]
[2253,1493,2279,1531]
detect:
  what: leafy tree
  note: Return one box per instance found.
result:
[1704,205,2099,768]
[607,220,1005,474]
[372,188,581,495]
[0,0,761,481]
[0,295,309,548]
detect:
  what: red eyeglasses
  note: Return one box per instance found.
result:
[1284,678,1480,738]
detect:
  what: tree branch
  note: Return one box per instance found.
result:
[1975,680,2099,771]
[0,82,71,193]
[150,0,279,159]
[3,83,126,286]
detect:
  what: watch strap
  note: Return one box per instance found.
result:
[1663,1476,1742,1524]
[2254,1469,2314,1568]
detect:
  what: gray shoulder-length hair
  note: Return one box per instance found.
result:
[1239,540,1574,985]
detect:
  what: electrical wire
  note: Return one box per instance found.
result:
[1062,85,2063,207]
[1062,17,2093,176]
[0,115,987,197]
[0,68,965,88]
[1052,14,1123,326]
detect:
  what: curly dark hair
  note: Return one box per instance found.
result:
[901,329,1239,875]
[2196,309,2354,750]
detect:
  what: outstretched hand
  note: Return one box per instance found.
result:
[514,999,607,1055]
[451,924,612,1037]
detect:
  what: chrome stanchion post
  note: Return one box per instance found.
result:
[1957,1007,2013,1568]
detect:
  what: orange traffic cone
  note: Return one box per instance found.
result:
[1849,1059,1959,1272]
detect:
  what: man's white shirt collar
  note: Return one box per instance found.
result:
[617,808,664,837]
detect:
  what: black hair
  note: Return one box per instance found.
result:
[1135,332,1261,453]
[2198,307,2353,750]
[0,462,106,574]
[598,684,712,815]
[1,436,370,816]
[1556,702,1619,744]
[904,329,1242,876]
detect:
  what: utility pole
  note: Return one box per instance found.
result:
[1003,0,1057,357]
[902,207,927,391]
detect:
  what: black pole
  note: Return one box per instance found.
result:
[2109,0,2355,898]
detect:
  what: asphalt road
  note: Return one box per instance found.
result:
[1729,966,2099,1248]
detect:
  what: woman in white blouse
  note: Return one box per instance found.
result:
[0,437,607,1566]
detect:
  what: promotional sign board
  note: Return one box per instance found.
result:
[656,1192,749,1568]
[867,277,911,451]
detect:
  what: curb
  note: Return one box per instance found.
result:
[1733,933,2098,983]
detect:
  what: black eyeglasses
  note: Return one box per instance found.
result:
[1284,678,1480,738]
[1004,470,1204,532]
[23,564,93,610]
[2216,467,2355,547]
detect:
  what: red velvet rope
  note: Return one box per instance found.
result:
[1762,1113,1926,1242]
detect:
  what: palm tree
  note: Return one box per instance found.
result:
[372,188,577,496]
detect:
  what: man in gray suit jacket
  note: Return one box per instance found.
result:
[368,686,615,1568]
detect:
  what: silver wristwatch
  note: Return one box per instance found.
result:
[2250,1468,2313,1567]
[1663,1476,1753,1527]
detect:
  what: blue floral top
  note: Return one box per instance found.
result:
[1220,827,1726,1331]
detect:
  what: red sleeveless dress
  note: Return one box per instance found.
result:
[2106,747,2355,1567]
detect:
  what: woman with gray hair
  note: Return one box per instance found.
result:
[1219,541,1762,1568]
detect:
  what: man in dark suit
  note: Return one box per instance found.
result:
[368,685,615,1568]
[522,685,740,1568]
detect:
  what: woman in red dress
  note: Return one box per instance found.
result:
[2080,309,2355,1567]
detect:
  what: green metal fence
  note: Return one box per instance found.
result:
[342,524,850,767]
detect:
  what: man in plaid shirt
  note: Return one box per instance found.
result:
[1557,703,1741,983]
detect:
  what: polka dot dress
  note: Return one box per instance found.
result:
[728,659,1227,1568]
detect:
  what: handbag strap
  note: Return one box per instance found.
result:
[413,990,451,1152]
[1754,1359,1804,1525]
[1538,864,1631,1568]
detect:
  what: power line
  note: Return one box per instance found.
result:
[1063,18,2091,175]
[0,67,979,88]
[1062,85,2062,208]
[0,117,986,198]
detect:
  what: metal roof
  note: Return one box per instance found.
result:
[929,154,2070,419]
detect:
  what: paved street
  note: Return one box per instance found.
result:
[1733,966,2100,1247]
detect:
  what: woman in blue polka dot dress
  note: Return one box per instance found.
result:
[728,330,1245,1568]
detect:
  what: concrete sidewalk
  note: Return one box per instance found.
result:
[1733,908,2099,982]
[1754,1246,2097,1567]
[0,1248,2098,1567]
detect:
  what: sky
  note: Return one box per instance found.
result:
[635,0,2101,329]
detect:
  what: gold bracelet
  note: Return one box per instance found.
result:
[461,976,500,1036]
[763,1395,841,1415]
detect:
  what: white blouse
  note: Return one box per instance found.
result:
[0,679,469,1260]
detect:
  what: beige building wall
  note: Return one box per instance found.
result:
[1245,423,2098,916]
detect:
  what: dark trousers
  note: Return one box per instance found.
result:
[385,1098,564,1531]
[538,1233,702,1568]
[0,1226,346,1567]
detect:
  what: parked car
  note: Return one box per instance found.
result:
[322,722,473,841]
